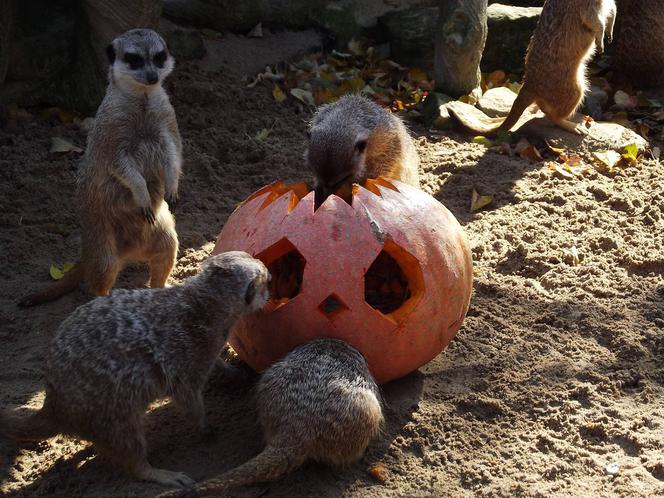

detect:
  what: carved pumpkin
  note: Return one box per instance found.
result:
[212,178,473,384]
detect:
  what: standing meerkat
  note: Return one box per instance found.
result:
[1,252,270,488]
[306,94,420,205]
[450,0,617,136]
[19,28,182,306]
[158,338,384,497]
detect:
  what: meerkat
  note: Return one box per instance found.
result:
[19,28,182,306]
[450,0,617,136]
[158,338,384,498]
[306,94,420,206]
[1,252,270,488]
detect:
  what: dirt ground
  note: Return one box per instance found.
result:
[1,39,663,498]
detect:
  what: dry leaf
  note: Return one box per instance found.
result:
[514,138,542,161]
[473,136,492,147]
[592,150,622,172]
[290,88,315,106]
[50,137,83,154]
[247,23,263,38]
[569,246,580,266]
[272,85,286,103]
[470,189,493,212]
[614,90,638,109]
[254,128,272,141]
[367,463,388,483]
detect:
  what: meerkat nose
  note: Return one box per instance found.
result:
[146,72,158,85]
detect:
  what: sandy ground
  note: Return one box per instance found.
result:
[1,40,663,498]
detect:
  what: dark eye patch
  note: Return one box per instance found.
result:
[154,50,167,68]
[123,52,144,70]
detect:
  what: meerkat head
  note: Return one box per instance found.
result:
[106,29,174,91]
[306,125,369,204]
[200,251,271,314]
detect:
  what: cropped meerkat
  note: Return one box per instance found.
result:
[158,338,384,497]
[1,252,270,488]
[306,94,420,205]
[450,0,617,136]
[19,28,182,306]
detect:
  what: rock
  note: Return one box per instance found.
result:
[159,19,206,61]
[519,117,648,152]
[447,98,543,133]
[478,86,517,117]
[422,92,454,129]
[581,86,608,121]
[482,3,541,73]
[379,6,438,66]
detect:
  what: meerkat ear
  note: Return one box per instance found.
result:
[106,43,116,64]
[244,280,256,305]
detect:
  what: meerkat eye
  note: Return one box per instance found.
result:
[355,139,367,154]
[154,50,167,68]
[123,52,144,70]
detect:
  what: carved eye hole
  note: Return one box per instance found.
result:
[123,52,144,70]
[154,50,167,68]
[355,139,367,154]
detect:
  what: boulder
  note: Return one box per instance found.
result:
[478,86,517,117]
[379,6,438,67]
[159,19,206,61]
[482,3,541,73]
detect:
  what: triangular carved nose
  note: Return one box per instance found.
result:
[318,293,349,320]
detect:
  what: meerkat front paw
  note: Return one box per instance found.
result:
[142,467,195,488]
[166,191,179,208]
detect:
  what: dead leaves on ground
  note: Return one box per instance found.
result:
[49,262,75,280]
[470,189,493,213]
[251,38,432,111]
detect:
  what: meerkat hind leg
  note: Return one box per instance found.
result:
[87,257,121,296]
[147,226,177,288]
[173,387,214,438]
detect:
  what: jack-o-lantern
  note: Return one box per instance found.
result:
[212,178,473,384]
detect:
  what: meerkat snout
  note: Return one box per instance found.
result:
[201,252,271,313]
[106,28,174,89]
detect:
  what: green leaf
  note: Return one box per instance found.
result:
[495,131,512,145]
[623,143,638,161]
[49,264,64,280]
[63,262,75,272]
[473,136,493,147]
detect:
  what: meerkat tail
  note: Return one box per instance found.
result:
[0,407,59,441]
[18,264,84,307]
[157,444,305,498]
[450,86,536,137]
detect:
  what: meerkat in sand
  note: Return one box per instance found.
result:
[1,252,270,488]
[19,28,182,306]
[306,94,420,205]
[450,0,617,136]
[158,338,384,498]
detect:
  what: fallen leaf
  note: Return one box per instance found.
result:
[546,141,566,155]
[592,150,622,172]
[569,246,580,266]
[247,23,263,38]
[470,189,493,212]
[614,90,638,109]
[50,137,83,154]
[272,85,287,103]
[367,463,388,483]
[79,117,95,134]
[507,81,522,94]
[347,38,365,56]
[63,262,75,272]
[473,136,493,147]
[514,138,542,161]
[49,264,64,281]
[254,128,272,141]
[621,143,639,166]
[290,88,315,106]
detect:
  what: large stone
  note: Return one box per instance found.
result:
[482,3,541,73]
[379,6,438,67]
[519,117,648,152]
[447,98,543,134]
[159,19,206,61]
[478,86,517,117]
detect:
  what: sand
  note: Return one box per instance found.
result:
[1,54,663,497]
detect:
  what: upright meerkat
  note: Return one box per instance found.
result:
[1,252,270,488]
[450,0,616,136]
[19,28,182,306]
[306,94,420,205]
[159,338,384,497]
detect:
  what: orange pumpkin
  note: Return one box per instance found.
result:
[212,178,473,384]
